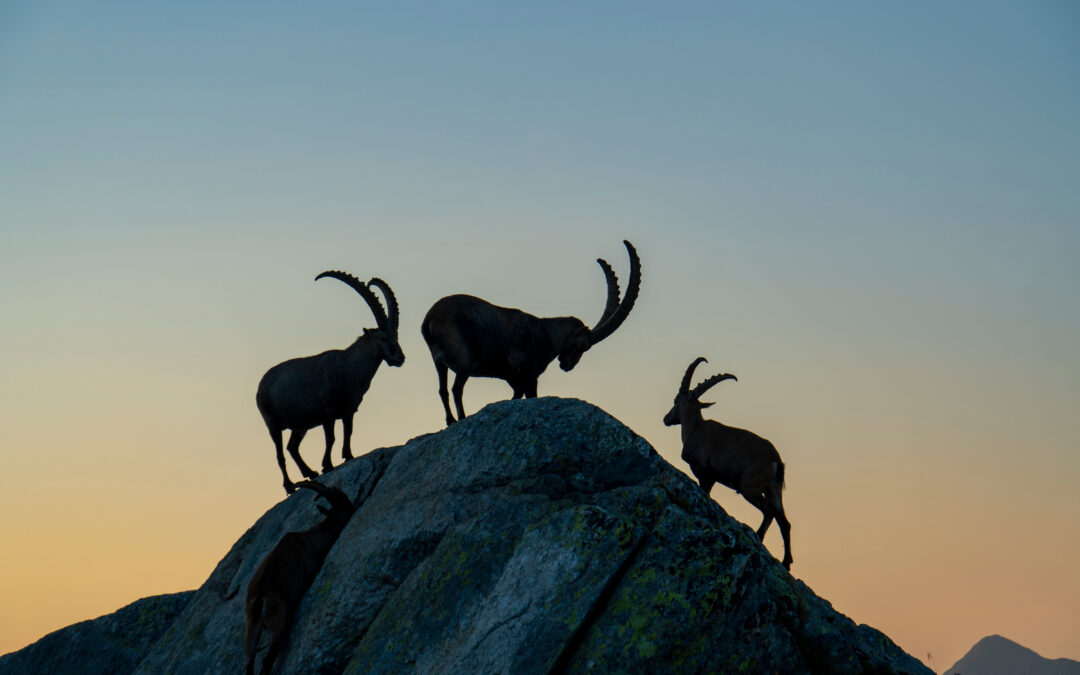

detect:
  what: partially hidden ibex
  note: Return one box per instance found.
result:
[421,240,641,425]
[244,480,355,675]
[257,272,403,494]
[664,357,793,570]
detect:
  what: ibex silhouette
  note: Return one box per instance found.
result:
[244,480,355,675]
[664,357,793,570]
[421,240,641,425]
[257,272,403,493]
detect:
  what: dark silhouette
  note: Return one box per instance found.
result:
[244,480,356,675]
[946,634,1080,675]
[421,240,641,425]
[257,272,404,494]
[663,357,793,570]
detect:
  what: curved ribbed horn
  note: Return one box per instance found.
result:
[593,258,620,330]
[680,357,708,394]
[589,240,641,345]
[315,270,389,331]
[294,480,354,512]
[367,277,399,334]
[691,371,738,400]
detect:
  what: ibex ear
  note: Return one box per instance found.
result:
[699,401,715,409]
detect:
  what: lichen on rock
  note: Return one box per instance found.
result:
[1,397,931,675]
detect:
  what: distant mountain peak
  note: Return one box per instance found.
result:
[946,634,1080,675]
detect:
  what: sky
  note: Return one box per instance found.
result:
[1,1,1078,670]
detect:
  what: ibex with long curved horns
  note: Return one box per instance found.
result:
[664,357,793,570]
[257,272,403,494]
[244,480,355,675]
[421,240,641,425]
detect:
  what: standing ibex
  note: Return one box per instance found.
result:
[257,272,403,494]
[244,480,355,675]
[664,357,793,570]
[421,240,641,425]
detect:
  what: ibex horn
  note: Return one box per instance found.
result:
[691,371,738,400]
[294,480,354,512]
[589,240,641,345]
[680,357,708,394]
[315,270,390,332]
[367,277,399,334]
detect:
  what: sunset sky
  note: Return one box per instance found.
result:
[1,2,1077,670]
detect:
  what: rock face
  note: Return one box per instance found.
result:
[945,635,1080,675]
[0,592,193,675]
[1,397,932,674]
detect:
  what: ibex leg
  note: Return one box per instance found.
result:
[451,372,468,422]
[262,633,285,675]
[268,427,295,494]
[341,413,355,462]
[766,482,793,569]
[286,429,319,482]
[738,488,773,538]
[436,362,455,426]
[755,512,775,540]
[691,467,715,496]
[320,421,336,474]
[257,593,287,674]
[244,620,261,675]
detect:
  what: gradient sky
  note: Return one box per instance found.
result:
[1,2,1078,670]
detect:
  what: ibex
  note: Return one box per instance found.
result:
[421,240,641,425]
[664,357,793,570]
[256,272,403,494]
[244,480,355,675]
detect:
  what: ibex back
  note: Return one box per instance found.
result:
[257,273,403,494]
[664,357,793,570]
[244,480,355,675]
[421,240,641,425]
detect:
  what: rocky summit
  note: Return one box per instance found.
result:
[1,397,932,674]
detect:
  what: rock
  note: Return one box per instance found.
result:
[134,445,395,675]
[1,397,932,674]
[0,591,193,675]
[944,634,1080,675]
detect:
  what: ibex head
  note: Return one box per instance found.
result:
[663,357,737,426]
[315,271,405,367]
[558,240,642,372]
[556,323,592,372]
[293,480,355,525]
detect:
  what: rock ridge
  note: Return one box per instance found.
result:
[0,397,932,674]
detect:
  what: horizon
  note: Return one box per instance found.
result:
[1,2,1078,670]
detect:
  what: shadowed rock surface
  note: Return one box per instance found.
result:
[0,397,932,674]
[0,592,193,675]
[945,635,1080,675]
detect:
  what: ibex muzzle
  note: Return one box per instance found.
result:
[256,272,404,493]
[666,357,792,570]
[421,240,642,426]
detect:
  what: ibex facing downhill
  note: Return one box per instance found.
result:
[421,240,641,426]
[244,480,355,675]
[257,272,403,494]
[664,357,793,570]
